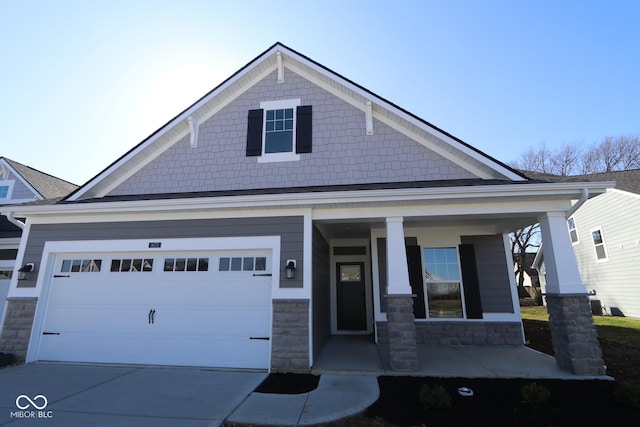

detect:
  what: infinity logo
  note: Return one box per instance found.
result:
[15,395,48,410]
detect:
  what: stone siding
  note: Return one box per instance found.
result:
[0,297,37,360]
[377,321,524,346]
[546,294,606,375]
[271,299,309,372]
[385,295,418,371]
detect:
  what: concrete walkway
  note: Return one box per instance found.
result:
[227,374,378,426]
[0,363,378,427]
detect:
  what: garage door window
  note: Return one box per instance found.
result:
[61,259,102,273]
[164,258,209,272]
[219,256,267,272]
[111,259,154,272]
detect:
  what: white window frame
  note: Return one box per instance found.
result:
[258,99,301,163]
[567,216,579,244]
[422,247,466,319]
[0,180,14,200]
[590,226,609,262]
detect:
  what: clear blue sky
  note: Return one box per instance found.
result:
[1,0,638,185]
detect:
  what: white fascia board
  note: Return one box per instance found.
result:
[280,48,522,180]
[25,208,310,225]
[13,181,614,221]
[70,52,279,202]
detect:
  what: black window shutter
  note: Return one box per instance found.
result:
[295,105,312,153]
[459,244,483,319]
[246,109,263,156]
[406,245,426,319]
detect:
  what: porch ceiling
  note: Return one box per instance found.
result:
[315,213,539,239]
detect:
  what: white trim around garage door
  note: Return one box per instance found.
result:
[26,236,281,366]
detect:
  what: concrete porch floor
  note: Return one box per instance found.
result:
[311,335,613,380]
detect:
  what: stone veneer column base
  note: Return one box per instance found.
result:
[0,297,38,361]
[386,295,418,371]
[270,299,310,372]
[546,294,606,376]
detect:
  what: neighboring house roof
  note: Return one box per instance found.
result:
[1,157,78,200]
[67,42,528,202]
[521,169,640,195]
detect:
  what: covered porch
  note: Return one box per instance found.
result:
[308,184,608,376]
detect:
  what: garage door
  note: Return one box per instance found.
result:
[37,250,272,369]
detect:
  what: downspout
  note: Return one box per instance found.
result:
[565,188,589,219]
[2,211,25,230]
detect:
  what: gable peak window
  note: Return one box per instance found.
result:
[246,99,312,162]
[0,180,14,199]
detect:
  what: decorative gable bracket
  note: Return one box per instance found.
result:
[365,100,374,135]
[187,116,199,148]
[276,51,284,83]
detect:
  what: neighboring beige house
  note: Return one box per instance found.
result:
[532,169,640,318]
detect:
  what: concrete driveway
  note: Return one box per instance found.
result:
[0,363,267,426]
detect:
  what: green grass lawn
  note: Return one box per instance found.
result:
[521,305,640,385]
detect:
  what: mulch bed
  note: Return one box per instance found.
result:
[254,373,320,394]
[366,376,639,426]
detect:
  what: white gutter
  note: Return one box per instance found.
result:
[565,188,589,219]
[2,211,25,230]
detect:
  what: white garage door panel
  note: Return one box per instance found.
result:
[42,304,152,334]
[38,249,274,369]
[40,331,271,368]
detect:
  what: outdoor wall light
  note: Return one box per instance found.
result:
[285,260,296,279]
[18,263,35,280]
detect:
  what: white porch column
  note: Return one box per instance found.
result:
[538,212,586,294]
[538,211,605,376]
[385,217,412,295]
[384,217,418,371]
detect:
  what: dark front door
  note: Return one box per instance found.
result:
[336,262,367,331]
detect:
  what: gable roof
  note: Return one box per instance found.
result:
[522,169,640,195]
[0,157,78,200]
[67,42,526,202]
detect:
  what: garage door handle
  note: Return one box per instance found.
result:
[43,332,60,335]
[148,309,156,324]
[53,275,70,278]
[253,273,272,277]
[249,337,270,340]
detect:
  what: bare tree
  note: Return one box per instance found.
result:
[512,134,640,175]
[511,223,541,298]
[509,143,556,174]
[579,147,601,174]
[550,143,582,176]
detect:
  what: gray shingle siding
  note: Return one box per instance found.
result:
[109,70,476,197]
[18,216,304,289]
[461,235,515,313]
